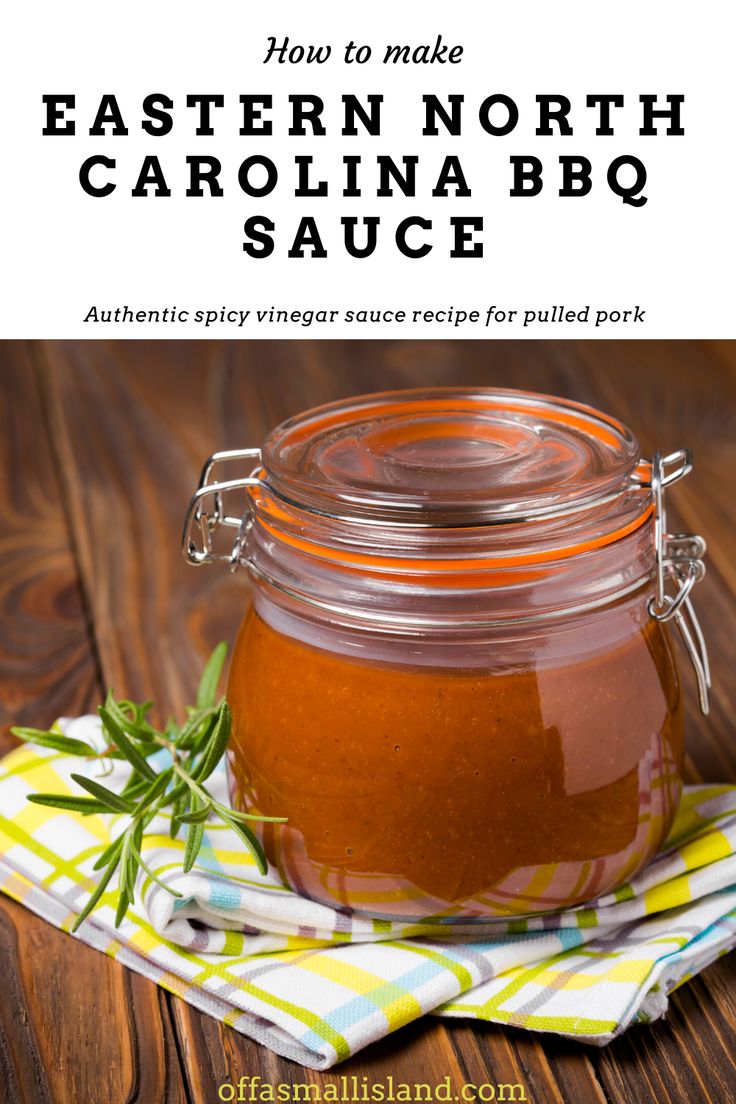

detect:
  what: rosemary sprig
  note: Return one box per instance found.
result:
[11,643,285,932]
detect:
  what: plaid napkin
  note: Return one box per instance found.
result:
[1,716,735,1070]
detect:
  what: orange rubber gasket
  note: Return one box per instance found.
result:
[252,492,654,584]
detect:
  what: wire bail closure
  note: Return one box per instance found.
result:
[181,449,264,574]
[182,445,711,714]
[637,449,710,714]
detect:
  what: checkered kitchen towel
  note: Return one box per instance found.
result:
[1,716,735,1069]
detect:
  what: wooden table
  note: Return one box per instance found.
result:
[1,340,735,1104]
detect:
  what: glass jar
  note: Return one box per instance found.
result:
[183,388,710,920]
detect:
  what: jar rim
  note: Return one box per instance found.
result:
[250,485,654,579]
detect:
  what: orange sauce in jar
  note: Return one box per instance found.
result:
[183,388,707,919]
[228,605,683,918]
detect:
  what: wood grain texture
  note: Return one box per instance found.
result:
[1,339,735,1104]
[0,343,97,755]
[0,896,188,1104]
[0,343,189,1104]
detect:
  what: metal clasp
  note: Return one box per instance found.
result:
[639,450,711,715]
[181,449,263,573]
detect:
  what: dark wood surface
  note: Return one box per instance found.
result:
[1,340,735,1104]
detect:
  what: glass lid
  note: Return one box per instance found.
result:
[261,388,641,525]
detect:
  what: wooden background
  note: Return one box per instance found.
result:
[1,340,735,1104]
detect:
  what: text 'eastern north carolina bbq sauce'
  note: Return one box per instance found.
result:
[183,388,710,919]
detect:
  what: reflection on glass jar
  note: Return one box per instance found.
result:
[183,388,709,919]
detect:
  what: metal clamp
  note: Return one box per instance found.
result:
[181,449,263,573]
[639,450,711,715]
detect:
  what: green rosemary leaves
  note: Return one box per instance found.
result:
[11,643,283,931]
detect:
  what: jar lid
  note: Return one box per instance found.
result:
[262,388,641,526]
